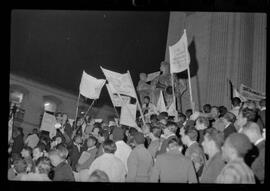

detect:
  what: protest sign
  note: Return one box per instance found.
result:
[239,84,265,101]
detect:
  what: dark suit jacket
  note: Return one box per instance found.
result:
[156,134,178,156]
[223,123,236,140]
[251,140,265,184]
[150,149,197,183]
[68,143,83,171]
[53,161,75,181]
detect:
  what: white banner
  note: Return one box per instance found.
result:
[101,67,136,98]
[79,70,106,99]
[40,112,57,139]
[146,71,160,82]
[120,103,137,128]
[239,84,265,101]
[169,29,190,74]
[156,91,167,113]
[106,84,131,107]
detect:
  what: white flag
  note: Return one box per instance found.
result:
[106,84,131,107]
[120,103,137,128]
[100,67,136,98]
[40,112,57,139]
[239,84,265,101]
[156,91,167,113]
[167,102,178,118]
[169,29,190,74]
[79,71,106,99]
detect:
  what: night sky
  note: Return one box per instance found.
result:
[10,10,170,106]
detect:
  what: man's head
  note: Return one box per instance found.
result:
[87,136,97,148]
[133,132,145,146]
[178,113,186,123]
[221,133,252,162]
[203,104,212,113]
[88,170,110,182]
[21,146,32,159]
[166,137,182,152]
[259,99,266,109]
[149,126,162,140]
[231,97,241,108]
[139,73,147,81]
[218,106,228,118]
[55,112,63,124]
[150,114,158,123]
[185,109,193,119]
[49,145,68,167]
[35,157,52,175]
[235,108,257,130]
[181,128,198,146]
[243,100,257,110]
[143,96,150,104]
[195,116,209,130]
[202,128,224,156]
[241,122,263,144]
[210,106,219,119]
[74,134,83,144]
[32,128,38,134]
[112,127,124,142]
[102,139,117,154]
[163,121,177,136]
[222,112,236,125]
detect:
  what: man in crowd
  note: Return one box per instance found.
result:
[24,128,40,149]
[150,138,197,183]
[194,116,209,145]
[222,112,237,140]
[126,132,153,182]
[88,139,126,182]
[148,126,162,160]
[241,122,265,184]
[230,97,242,117]
[68,134,84,171]
[181,127,206,179]
[216,133,255,184]
[235,107,257,133]
[200,128,226,183]
[112,127,132,173]
[156,122,179,155]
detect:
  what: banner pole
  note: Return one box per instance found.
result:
[74,93,81,122]
[83,99,96,119]
[127,70,146,126]
[187,67,194,113]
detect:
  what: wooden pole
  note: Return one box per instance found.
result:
[127,70,146,126]
[170,73,178,121]
[83,99,96,119]
[74,93,81,122]
[187,66,194,113]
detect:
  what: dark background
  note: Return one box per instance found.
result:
[10,10,170,106]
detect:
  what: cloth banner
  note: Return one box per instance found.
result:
[101,67,136,98]
[239,84,265,101]
[79,70,106,99]
[169,29,190,74]
[120,103,137,128]
[106,84,131,107]
[156,91,167,113]
[167,102,178,118]
[40,112,57,139]
[146,71,161,82]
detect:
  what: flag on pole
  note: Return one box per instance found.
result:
[106,84,131,107]
[156,91,167,113]
[79,71,106,99]
[8,115,13,142]
[100,67,137,98]
[120,103,138,128]
[239,84,266,101]
[169,29,190,74]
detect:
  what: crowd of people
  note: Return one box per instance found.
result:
[8,96,265,183]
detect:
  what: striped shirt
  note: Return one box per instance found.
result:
[216,159,255,184]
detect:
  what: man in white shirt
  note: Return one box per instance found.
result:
[24,129,39,149]
[111,127,132,172]
[88,139,126,182]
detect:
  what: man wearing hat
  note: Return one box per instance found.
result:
[112,127,132,173]
[216,133,255,184]
[126,132,153,182]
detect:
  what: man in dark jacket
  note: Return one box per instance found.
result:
[150,138,197,183]
[68,134,84,171]
[11,127,24,155]
[222,112,237,140]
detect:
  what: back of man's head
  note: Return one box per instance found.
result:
[232,97,241,107]
[242,122,262,144]
[203,104,212,113]
[241,107,257,122]
[55,144,69,160]
[185,109,193,118]
[102,139,117,154]
[218,106,228,118]
[223,112,236,123]
[205,128,224,149]
[166,121,178,134]
[167,137,182,150]
[196,116,209,128]
[226,133,252,158]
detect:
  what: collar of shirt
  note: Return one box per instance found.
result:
[255,138,264,146]
[87,146,96,151]
[187,141,197,148]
